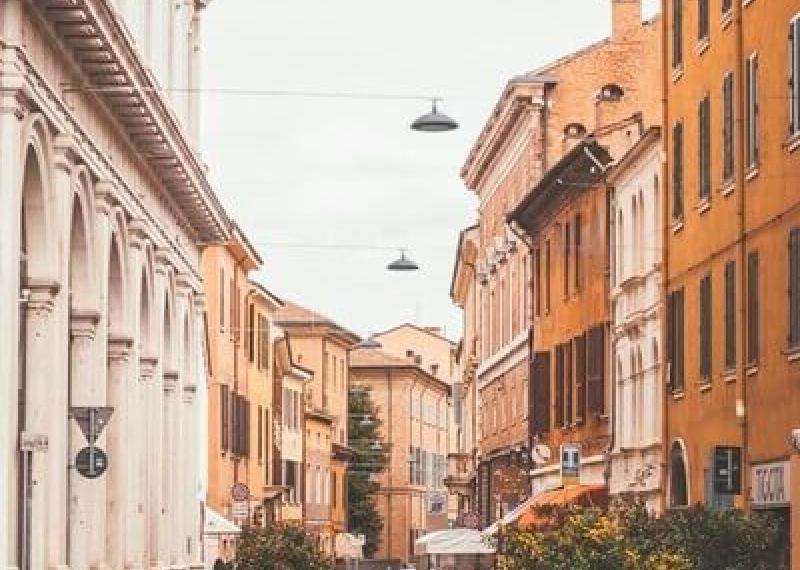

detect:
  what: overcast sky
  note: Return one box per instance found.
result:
[200,0,659,340]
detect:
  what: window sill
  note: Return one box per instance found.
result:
[746,363,759,377]
[671,219,685,234]
[718,178,735,197]
[783,346,800,362]
[695,38,710,56]
[695,198,711,215]
[699,381,712,392]
[785,131,800,154]
[672,391,685,401]
[722,370,737,383]
[672,66,684,83]
[742,0,755,7]
[745,165,759,182]
[721,10,733,30]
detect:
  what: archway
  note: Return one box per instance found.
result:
[669,440,689,507]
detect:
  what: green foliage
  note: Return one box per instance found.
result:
[500,501,783,570]
[347,386,389,558]
[235,524,333,570]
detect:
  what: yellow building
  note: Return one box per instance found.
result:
[274,301,359,554]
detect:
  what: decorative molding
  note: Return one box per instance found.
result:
[139,355,159,380]
[70,309,101,339]
[107,335,134,363]
[25,279,61,313]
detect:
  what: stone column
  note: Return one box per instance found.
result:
[68,311,100,570]
[161,371,179,568]
[146,358,163,570]
[180,386,198,568]
[138,357,157,570]
[0,51,26,570]
[106,336,133,570]
[24,281,61,570]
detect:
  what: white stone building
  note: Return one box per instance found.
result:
[608,127,664,511]
[0,2,228,570]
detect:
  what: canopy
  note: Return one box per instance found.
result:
[414,529,495,556]
[203,506,241,535]
[483,484,608,536]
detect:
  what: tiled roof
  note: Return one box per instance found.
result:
[274,299,335,326]
[349,348,414,368]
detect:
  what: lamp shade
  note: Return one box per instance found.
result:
[355,336,382,349]
[387,251,420,271]
[411,101,459,132]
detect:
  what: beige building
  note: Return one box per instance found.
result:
[274,301,359,554]
[0,2,227,570]
[350,348,452,568]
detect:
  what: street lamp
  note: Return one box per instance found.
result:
[354,335,382,349]
[411,99,459,132]
[387,249,420,272]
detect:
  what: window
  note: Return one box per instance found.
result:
[531,352,551,436]
[747,251,760,363]
[575,334,587,422]
[257,405,263,462]
[618,210,625,282]
[697,0,709,41]
[332,472,337,508]
[672,121,684,220]
[722,0,731,17]
[534,248,542,317]
[219,269,225,327]
[669,288,685,393]
[545,240,551,312]
[722,71,734,182]
[791,229,800,347]
[587,325,606,414]
[555,344,565,428]
[699,274,712,381]
[698,94,711,201]
[565,340,574,425]
[790,16,800,135]
[247,304,255,362]
[670,442,689,507]
[600,83,624,101]
[221,384,230,452]
[574,214,582,291]
[672,0,683,69]
[725,261,736,369]
[745,53,759,169]
[263,408,270,484]
[564,223,571,297]
[564,122,587,138]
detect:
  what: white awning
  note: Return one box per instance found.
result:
[203,506,241,536]
[414,529,495,556]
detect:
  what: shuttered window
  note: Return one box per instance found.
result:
[790,230,800,346]
[575,334,587,423]
[532,352,551,436]
[247,303,255,362]
[587,325,606,414]
[699,274,712,381]
[672,0,683,69]
[699,95,711,201]
[219,269,225,328]
[746,53,760,168]
[555,346,565,428]
[789,16,800,135]
[564,223,571,298]
[669,288,685,393]
[747,251,760,364]
[672,121,684,220]
[698,0,709,41]
[574,214,582,291]
[534,248,542,317]
[725,261,736,369]
[565,340,574,425]
[257,406,264,462]
[722,72,735,182]
[545,241,551,313]
[722,0,731,16]
[221,384,230,452]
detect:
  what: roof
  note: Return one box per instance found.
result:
[248,280,284,310]
[606,126,662,185]
[450,224,479,302]
[350,348,452,394]
[374,322,456,346]
[274,299,360,345]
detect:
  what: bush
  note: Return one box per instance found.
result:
[499,502,782,570]
[235,524,333,570]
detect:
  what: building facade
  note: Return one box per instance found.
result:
[0,1,224,570]
[349,348,452,568]
[607,128,664,510]
[663,0,800,566]
[274,301,359,554]
[459,0,660,526]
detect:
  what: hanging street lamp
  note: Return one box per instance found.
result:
[387,249,420,272]
[411,98,459,132]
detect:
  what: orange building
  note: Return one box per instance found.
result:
[274,301,359,555]
[201,226,262,535]
[349,348,452,568]
[662,0,800,565]
[459,0,660,526]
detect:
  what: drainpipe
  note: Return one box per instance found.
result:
[659,0,670,514]
[606,187,618,491]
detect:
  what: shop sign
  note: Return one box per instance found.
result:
[751,461,790,507]
[561,444,581,487]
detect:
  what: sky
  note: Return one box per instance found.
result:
[200,0,660,340]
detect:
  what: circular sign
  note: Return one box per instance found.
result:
[231,482,250,501]
[75,446,108,479]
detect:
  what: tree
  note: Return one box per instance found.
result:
[235,524,333,570]
[347,386,389,558]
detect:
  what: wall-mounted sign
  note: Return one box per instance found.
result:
[19,432,48,452]
[75,446,107,479]
[751,461,790,508]
[561,444,581,488]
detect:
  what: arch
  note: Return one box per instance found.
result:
[669,439,690,507]
[19,114,57,283]
[182,310,192,383]
[107,233,127,334]
[69,168,97,309]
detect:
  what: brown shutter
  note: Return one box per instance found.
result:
[672,121,684,220]
[531,352,551,436]
[672,289,685,392]
[700,274,712,380]
[791,229,800,346]
[565,340,574,425]
[747,251,760,363]
[574,214,582,291]
[221,384,229,452]
[575,334,587,422]
[725,261,736,369]
[555,346,565,428]
[587,325,606,414]
[672,0,683,68]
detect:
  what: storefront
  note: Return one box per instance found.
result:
[751,460,791,570]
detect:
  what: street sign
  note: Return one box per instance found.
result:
[75,446,108,479]
[231,500,249,518]
[231,482,250,502]
[71,407,114,444]
[19,432,48,452]
[561,444,581,487]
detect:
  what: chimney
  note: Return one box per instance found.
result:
[612,0,642,40]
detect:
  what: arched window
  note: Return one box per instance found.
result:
[670,441,689,507]
[600,83,625,101]
[564,122,588,138]
[618,209,625,283]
